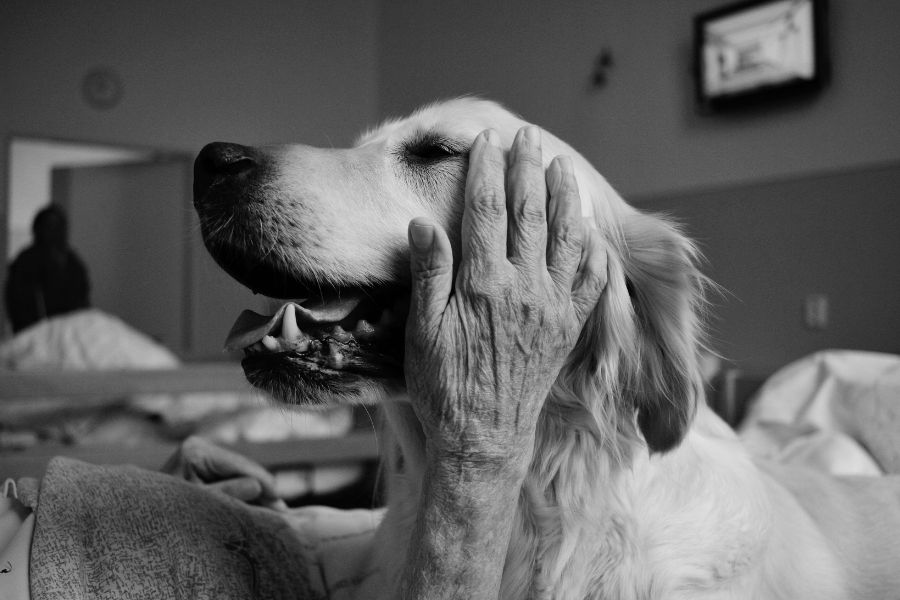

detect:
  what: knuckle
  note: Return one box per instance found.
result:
[480,150,506,171]
[513,149,544,172]
[414,262,452,282]
[459,266,508,299]
[470,186,506,219]
[553,217,583,249]
[512,189,547,225]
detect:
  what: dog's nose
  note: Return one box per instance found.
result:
[193,142,258,201]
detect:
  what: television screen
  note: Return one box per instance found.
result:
[695,0,828,111]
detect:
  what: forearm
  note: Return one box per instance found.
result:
[400,454,524,600]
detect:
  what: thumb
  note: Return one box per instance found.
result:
[407,217,453,339]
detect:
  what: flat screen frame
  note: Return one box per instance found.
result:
[694,0,829,112]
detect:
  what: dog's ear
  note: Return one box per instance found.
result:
[615,210,706,452]
[562,203,706,454]
[540,147,705,454]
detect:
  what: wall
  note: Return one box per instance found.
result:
[377,1,900,373]
[638,163,900,374]
[0,0,379,345]
[0,2,379,229]
[377,0,900,198]
[0,1,378,152]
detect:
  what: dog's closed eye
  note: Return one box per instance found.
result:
[400,132,466,166]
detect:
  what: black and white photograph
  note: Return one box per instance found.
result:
[1,1,899,598]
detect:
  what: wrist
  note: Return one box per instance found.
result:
[424,437,532,489]
[421,397,543,477]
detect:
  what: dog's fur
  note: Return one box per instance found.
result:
[194,98,900,599]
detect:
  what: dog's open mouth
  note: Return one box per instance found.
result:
[220,279,408,403]
[193,139,411,403]
[226,288,406,375]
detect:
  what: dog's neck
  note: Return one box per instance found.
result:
[375,390,641,599]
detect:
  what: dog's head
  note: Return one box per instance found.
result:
[193,98,706,453]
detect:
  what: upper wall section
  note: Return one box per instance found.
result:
[377,0,900,197]
[0,0,379,151]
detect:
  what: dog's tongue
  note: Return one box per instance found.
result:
[224,295,362,352]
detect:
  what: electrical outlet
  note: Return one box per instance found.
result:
[804,294,829,330]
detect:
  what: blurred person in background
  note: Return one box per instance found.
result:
[4,204,90,333]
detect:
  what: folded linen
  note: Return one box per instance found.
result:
[23,457,326,599]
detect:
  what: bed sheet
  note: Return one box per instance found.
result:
[0,310,363,498]
[738,349,900,475]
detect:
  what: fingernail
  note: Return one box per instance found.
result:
[410,223,434,250]
[524,125,540,146]
[483,129,499,147]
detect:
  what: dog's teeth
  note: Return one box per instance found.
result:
[282,303,300,341]
[326,341,344,369]
[331,325,352,343]
[354,319,375,339]
[261,335,280,352]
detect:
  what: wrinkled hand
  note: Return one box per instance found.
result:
[162,436,287,510]
[405,126,608,475]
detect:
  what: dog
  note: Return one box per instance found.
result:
[193,98,900,599]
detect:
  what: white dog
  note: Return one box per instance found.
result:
[193,98,900,599]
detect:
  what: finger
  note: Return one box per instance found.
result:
[407,217,454,339]
[209,476,264,502]
[506,126,547,272]
[571,227,609,325]
[461,129,507,275]
[208,478,288,510]
[545,155,584,289]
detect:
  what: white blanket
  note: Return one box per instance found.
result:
[0,310,360,498]
[739,350,900,475]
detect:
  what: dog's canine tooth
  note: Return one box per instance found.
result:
[331,325,353,343]
[261,335,279,352]
[282,303,300,341]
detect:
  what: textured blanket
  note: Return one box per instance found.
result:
[24,457,326,599]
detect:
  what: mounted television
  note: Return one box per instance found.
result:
[694,0,829,112]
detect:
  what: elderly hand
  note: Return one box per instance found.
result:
[400,126,607,600]
[405,126,608,476]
